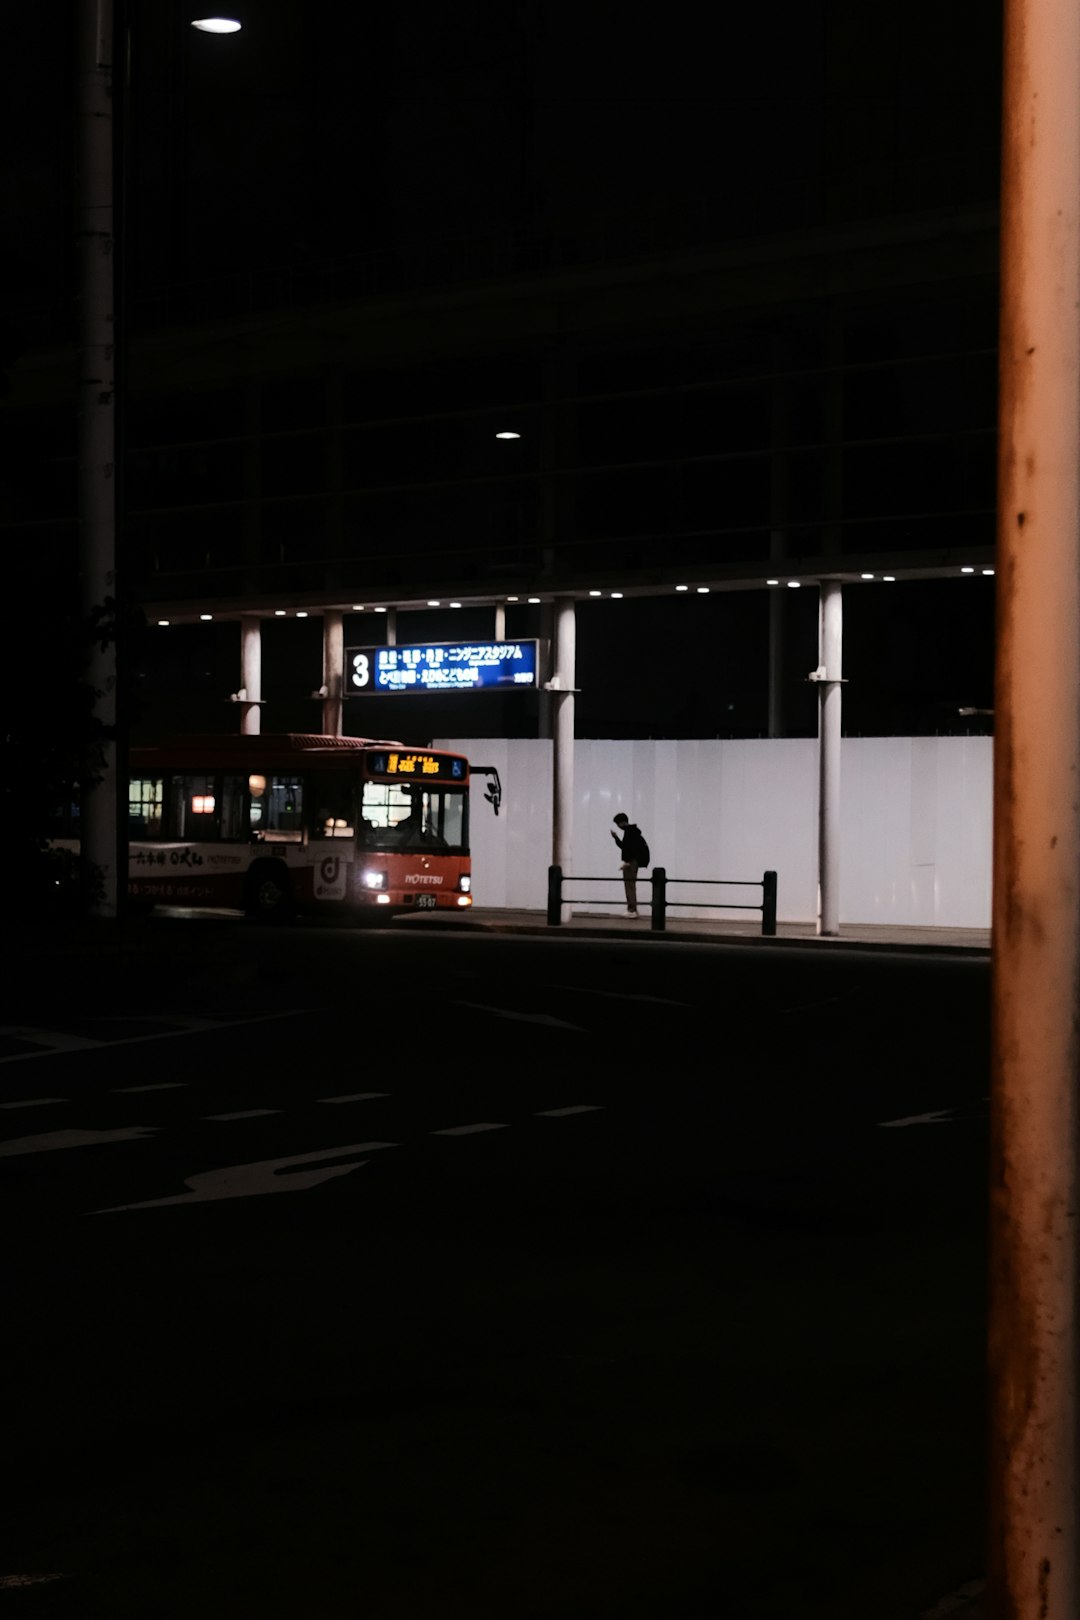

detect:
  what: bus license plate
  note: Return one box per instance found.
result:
[415,894,437,909]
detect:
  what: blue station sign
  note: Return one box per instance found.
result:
[347,639,540,695]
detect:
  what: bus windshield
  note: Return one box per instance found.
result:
[360,780,467,853]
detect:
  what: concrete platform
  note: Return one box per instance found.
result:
[466,907,992,954]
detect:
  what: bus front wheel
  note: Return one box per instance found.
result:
[244,863,295,923]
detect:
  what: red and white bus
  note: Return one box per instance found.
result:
[121,733,499,921]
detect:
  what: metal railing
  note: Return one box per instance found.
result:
[546,866,777,935]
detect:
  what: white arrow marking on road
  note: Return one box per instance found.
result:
[93,1141,397,1212]
[0,1126,159,1157]
[878,1108,955,1128]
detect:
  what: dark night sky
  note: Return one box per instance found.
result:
[2,2,1003,743]
[5,3,1002,319]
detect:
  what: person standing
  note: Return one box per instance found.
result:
[611,812,650,917]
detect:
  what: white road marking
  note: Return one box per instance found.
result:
[0,1127,158,1158]
[450,1001,583,1029]
[431,1122,510,1136]
[550,984,689,1007]
[0,1097,68,1110]
[204,1109,281,1122]
[95,1141,397,1212]
[0,1028,102,1054]
[535,1105,604,1116]
[0,1009,305,1065]
[114,1082,186,1093]
[317,1092,389,1104]
[878,1108,955,1128]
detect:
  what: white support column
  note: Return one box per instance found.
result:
[494,603,506,641]
[538,600,555,739]
[990,2,1080,1616]
[383,608,397,646]
[321,610,344,737]
[815,581,842,937]
[551,597,576,922]
[238,615,262,736]
[767,591,785,739]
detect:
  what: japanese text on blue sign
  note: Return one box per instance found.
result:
[347,640,539,695]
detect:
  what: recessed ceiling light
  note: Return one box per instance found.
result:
[274,609,286,617]
[861,573,874,580]
[697,586,710,594]
[676,584,689,592]
[427,600,440,607]
[495,431,521,440]
[352,604,365,611]
[527,597,541,604]
[982,568,995,576]
[296,610,308,618]
[374,606,387,614]
[883,576,896,583]
[199,613,213,620]
[450,601,462,608]
[157,619,170,626]
[507,595,519,603]
[191,17,242,33]
[766,578,779,586]
[589,590,602,598]
[787,581,801,589]
[961,567,975,574]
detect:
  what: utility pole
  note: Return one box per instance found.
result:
[77,0,119,919]
[990,1,1080,1617]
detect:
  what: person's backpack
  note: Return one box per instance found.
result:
[633,830,650,868]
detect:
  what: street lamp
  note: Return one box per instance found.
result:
[76,1,238,919]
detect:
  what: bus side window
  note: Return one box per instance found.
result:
[168,774,221,841]
[251,775,305,843]
[307,772,356,839]
[129,778,164,839]
[219,775,247,841]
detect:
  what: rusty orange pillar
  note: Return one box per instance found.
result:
[991,1,1080,1616]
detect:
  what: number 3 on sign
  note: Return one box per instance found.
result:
[351,653,370,689]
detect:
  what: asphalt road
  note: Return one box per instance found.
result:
[0,917,990,1619]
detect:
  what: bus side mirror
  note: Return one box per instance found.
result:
[473,766,501,817]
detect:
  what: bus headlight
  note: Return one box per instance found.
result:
[362,869,386,889]
[458,874,472,893]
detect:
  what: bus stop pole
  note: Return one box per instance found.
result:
[990,1,1080,1615]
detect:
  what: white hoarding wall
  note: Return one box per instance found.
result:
[435,736,993,928]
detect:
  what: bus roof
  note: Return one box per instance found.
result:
[128,733,463,772]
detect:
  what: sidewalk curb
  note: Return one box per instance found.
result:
[464,912,992,957]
